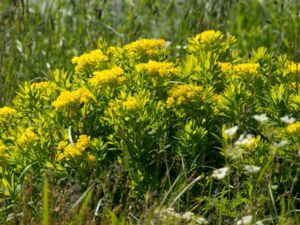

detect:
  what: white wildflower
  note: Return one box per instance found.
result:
[182,211,195,222]
[165,41,172,48]
[253,113,269,123]
[244,165,261,174]
[224,126,239,138]
[237,215,253,225]
[224,147,243,160]
[212,167,230,180]
[235,134,253,146]
[253,221,264,225]
[195,216,208,224]
[272,140,289,148]
[280,115,296,124]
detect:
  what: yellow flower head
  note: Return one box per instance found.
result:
[52,88,93,109]
[135,60,177,78]
[218,62,233,73]
[233,63,259,75]
[167,84,203,107]
[123,96,140,112]
[90,67,126,87]
[87,153,96,163]
[17,127,39,146]
[188,30,224,52]
[123,39,166,57]
[287,122,300,133]
[0,144,6,156]
[75,135,90,151]
[194,30,224,45]
[30,81,53,90]
[57,140,68,151]
[0,106,17,118]
[72,49,108,73]
[287,62,300,74]
[56,135,90,160]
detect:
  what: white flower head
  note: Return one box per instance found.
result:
[280,115,296,124]
[272,140,289,148]
[237,215,253,225]
[253,221,264,225]
[244,165,261,174]
[212,167,230,180]
[235,134,253,146]
[253,113,269,123]
[182,212,195,221]
[224,125,239,138]
[165,41,172,48]
[195,216,208,224]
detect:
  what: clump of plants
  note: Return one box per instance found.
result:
[0,30,299,224]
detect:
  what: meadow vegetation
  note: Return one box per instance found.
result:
[0,0,300,224]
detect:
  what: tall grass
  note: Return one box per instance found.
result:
[1,0,299,105]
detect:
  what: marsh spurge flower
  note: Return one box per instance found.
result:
[212,167,230,180]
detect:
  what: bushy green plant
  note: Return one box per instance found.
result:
[0,30,299,224]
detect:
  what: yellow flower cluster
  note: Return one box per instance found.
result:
[90,67,126,87]
[57,135,90,160]
[218,62,259,75]
[218,62,233,73]
[287,122,300,133]
[191,30,224,47]
[123,39,166,57]
[52,88,93,109]
[166,84,203,107]
[233,63,259,74]
[123,96,140,112]
[0,106,17,118]
[72,49,108,72]
[0,144,6,157]
[17,127,39,145]
[135,60,177,78]
[287,62,300,74]
[30,81,54,90]
[87,153,96,162]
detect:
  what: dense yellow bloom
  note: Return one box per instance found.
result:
[87,153,96,162]
[135,60,177,78]
[218,62,233,73]
[123,39,166,57]
[0,144,6,156]
[72,49,108,72]
[123,96,140,111]
[30,81,53,90]
[193,30,224,45]
[90,67,126,87]
[0,106,17,118]
[107,46,122,58]
[167,84,203,106]
[57,135,90,160]
[287,62,300,74]
[17,127,39,145]
[233,63,259,74]
[52,88,93,109]
[287,122,300,133]
[57,141,68,151]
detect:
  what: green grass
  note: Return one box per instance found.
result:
[1,0,299,105]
